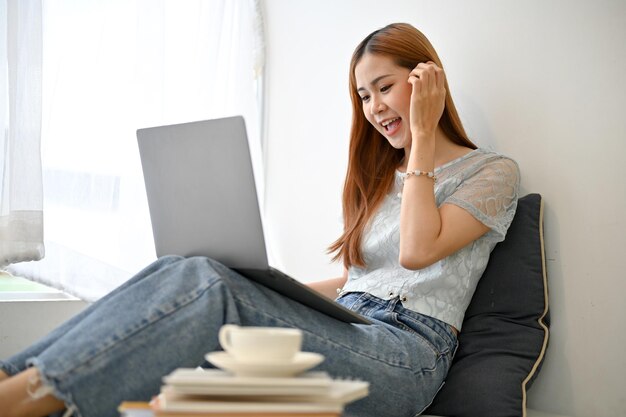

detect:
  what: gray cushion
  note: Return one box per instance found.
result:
[424,193,550,417]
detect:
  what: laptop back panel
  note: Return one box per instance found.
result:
[137,116,268,270]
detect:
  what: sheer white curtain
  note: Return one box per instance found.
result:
[0,0,44,267]
[8,0,265,301]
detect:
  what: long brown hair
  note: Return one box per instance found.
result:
[328,23,477,269]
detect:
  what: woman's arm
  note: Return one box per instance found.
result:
[399,180,489,270]
[399,62,490,270]
[307,269,348,300]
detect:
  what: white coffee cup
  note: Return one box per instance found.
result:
[218,325,303,363]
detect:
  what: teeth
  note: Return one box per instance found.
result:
[382,117,400,127]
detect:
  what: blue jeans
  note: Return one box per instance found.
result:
[0,256,457,417]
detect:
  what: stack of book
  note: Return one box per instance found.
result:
[134,367,369,417]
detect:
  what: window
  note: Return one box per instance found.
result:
[9,0,265,300]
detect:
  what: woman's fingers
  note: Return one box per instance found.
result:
[408,61,447,136]
[408,73,421,93]
[409,62,444,91]
[430,63,443,89]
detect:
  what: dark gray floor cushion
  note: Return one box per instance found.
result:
[424,193,550,417]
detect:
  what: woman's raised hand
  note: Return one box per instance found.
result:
[407,61,446,139]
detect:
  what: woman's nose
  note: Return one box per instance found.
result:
[369,96,385,115]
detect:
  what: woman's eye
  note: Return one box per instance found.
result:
[360,95,370,102]
[380,85,391,93]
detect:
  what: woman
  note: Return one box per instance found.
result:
[0,23,519,417]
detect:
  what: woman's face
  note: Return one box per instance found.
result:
[354,53,413,151]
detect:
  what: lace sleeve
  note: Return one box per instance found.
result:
[445,156,520,242]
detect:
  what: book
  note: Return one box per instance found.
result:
[153,394,343,416]
[154,413,339,417]
[155,412,338,417]
[163,369,332,396]
[147,368,368,417]
[160,379,368,406]
[118,402,154,417]
[119,401,341,417]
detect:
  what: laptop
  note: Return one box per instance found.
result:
[137,116,370,325]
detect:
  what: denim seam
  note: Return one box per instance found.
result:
[413,376,447,417]
[336,292,369,310]
[394,313,456,358]
[395,306,457,347]
[355,292,391,308]
[233,294,414,371]
[390,313,441,359]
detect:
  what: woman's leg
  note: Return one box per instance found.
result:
[0,255,185,377]
[0,256,245,417]
[0,368,64,417]
[0,256,191,417]
[1,257,456,417]
[228,287,458,417]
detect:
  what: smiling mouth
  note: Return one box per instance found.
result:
[381,117,401,132]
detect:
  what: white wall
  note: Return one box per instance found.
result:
[0,298,88,358]
[263,1,626,416]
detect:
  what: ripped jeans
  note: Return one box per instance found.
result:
[0,256,457,417]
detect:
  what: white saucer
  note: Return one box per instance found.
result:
[205,351,325,377]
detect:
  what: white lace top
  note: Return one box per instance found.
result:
[342,148,520,330]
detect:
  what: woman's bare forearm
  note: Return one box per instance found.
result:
[307,274,348,300]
